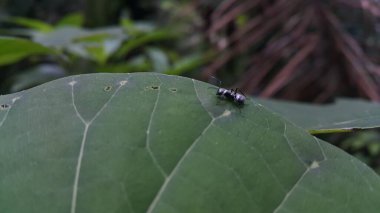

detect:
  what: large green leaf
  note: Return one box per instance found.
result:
[1,73,379,213]
[257,98,380,134]
[0,37,56,66]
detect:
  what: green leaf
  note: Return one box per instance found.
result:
[340,131,380,156]
[0,37,56,66]
[257,98,380,134]
[57,13,84,27]
[73,33,117,43]
[31,27,125,64]
[8,64,66,92]
[84,45,108,65]
[9,17,53,32]
[165,51,215,75]
[120,19,155,35]
[1,73,380,212]
[113,30,176,59]
[96,56,151,73]
[146,47,169,73]
[31,27,87,48]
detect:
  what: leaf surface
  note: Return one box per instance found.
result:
[258,98,380,134]
[0,73,379,213]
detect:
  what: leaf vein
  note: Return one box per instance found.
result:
[313,137,327,160]
[146,75,167,178]
[273,167,310,213]
[195,152,258,206]
[70,78,127,213]
[146,113,224,212]
[283,122,307,167]
[192,79,214,119]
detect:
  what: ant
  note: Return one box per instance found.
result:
[210,76,246,105]
[216,87,246,105]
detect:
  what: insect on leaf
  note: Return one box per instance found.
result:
[0,73,379,213]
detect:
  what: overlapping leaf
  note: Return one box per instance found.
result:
[258,98,380,134]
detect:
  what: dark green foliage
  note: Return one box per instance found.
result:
[0,12,210,93]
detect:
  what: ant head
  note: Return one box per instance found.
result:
[216,88,226,96]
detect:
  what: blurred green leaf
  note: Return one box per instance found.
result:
[369,143,380,156]
[73,33,117,43]
[85,45,108,65]
[10,17,53,32]
[96,56,151,73]
[146,47,169,73]
[32,27,86,48]
[57,13,84,27]
[165,52,215,75]
[341,131,380,157]
[30,27,125,64]
[113,30,176,58]
[120,19,155,35]
[9,64,66,92]
[0,37,56,66]
[32,27,124,48]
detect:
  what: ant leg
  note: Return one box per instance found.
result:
[215,97,227,106]
[238,88,246,97]
[239,89,251,106]
[230,88,236,95]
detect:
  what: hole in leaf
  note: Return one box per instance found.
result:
[169,88,177,92]
[0,104,9,110]
[151,86,160,90]
[104,86,112,92]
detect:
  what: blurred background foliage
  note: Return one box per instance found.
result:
[0,0,212,93]
[1,0,380,172]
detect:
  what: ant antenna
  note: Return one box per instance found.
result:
[238,88,246,97]
[209,75,222,87]
[233,88,246,96]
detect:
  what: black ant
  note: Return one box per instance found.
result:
[210,76,246,105]
[216,87,246,105]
